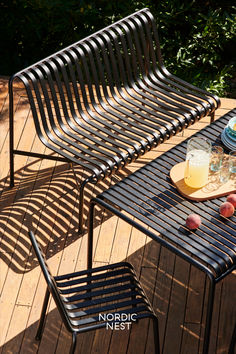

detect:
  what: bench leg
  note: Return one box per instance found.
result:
[210,112,215,123]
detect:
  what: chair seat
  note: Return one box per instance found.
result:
[54,261,155,333]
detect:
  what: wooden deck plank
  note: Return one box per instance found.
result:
[0,90,235,354]
[19,275,47,354]
[93,213,118,264]
[163,256,190,354]
[126,223,147,276]
[109,216,133,263]
[153,246,176,352]
[182,266,206,353]
[1,304,31,354]
[0,96,29,184]
[0,78,8,114]
[1,83,74,352]
[0,251,27,349]
[0,150,59,352]
[128,266,157,354]
[35,166,81,354]
[216,273,236,353]
[181,323,201,354]
[143,265,158,354]
[0,124,44,351]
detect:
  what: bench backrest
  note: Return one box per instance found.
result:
[10,8,162,140]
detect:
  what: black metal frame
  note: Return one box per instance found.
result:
[29,230,160,354]
[9,8,220,233]
[87,109,236,354]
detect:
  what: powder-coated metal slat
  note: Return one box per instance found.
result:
[102,187,227,275]
[59,274,136,295]
[64,290,141,310]
[56,266,135,287]
[65,283,138,304]
[70,306,150,327]
[121,175,236,261]
[134,168,236,246]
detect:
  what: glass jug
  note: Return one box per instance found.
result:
[184,137,211,188]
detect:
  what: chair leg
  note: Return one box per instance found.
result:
[9,142,14,187]
[87,200,96,269]
[35,288,50,340]
[78,183,85,235]
[153,316,160,354]
[70,332,77,354]
[9,78,15,188]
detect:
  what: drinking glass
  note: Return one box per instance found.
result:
[229,151,236,173]
[184,137,211,188]
[219,158,231,183]
[210,145,224,172]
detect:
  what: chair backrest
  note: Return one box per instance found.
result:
[28,231,73,332]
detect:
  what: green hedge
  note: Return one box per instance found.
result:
[1,0,235,96]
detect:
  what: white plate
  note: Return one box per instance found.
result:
[225,126,236,142]
[221,128,236,151]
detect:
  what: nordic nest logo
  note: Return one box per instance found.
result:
[99,313,137,330]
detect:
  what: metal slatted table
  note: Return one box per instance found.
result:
[88,109,236,354]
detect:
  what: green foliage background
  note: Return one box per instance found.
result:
[1,0,236,96]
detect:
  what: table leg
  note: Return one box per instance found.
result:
[202,275,215,354]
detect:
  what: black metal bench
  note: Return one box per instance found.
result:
[9,8,220,233]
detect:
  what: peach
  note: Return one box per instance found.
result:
[186,214,201,230]
[226,194,236,208]
[219,202,235,217]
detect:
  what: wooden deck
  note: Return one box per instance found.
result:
[0,77,236,354]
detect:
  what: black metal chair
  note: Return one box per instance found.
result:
[29,230,159,354]
[10,8,220,233]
